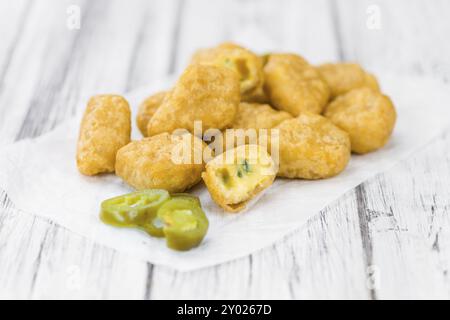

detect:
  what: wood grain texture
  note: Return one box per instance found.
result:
[1,0,450,299]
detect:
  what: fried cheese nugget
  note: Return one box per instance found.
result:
[274,113,351,179]
[136,91,167,137]
[264,54,330,116]
[241,86,269,104]
[202,144,277,213]
[317,63,380,99]
[115,132,207,193]
[191,42,264,97]
[147,64,240,136]
[240,54,270,103]
[76,95,131,176]
[209,103,292,155]
[232,102,293,130]
[324,88,396,154]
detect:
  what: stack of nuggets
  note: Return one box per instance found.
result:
[77,42,397,213]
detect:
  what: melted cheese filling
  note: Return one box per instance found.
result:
[215,159,269,205]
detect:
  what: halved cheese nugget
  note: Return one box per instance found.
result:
[273,113,351,179]
[324,88,396,154]
[147,64,240,136]
[202,144,277,213]
[136,91,167,137]
[317,63,380,99]
[76,95,131,176]
[191,42,264,97]
[264,54,330,116]
[116,132,206,193]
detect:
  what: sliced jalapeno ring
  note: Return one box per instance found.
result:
[157,198,209,251]
[100,190,209,251]
[140,193,202,237]
[100,189,170,227]
[140,215,166,238]
[171,193,202,206]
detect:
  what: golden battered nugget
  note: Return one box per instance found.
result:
[241,86,269,104]
[324,88,396,154]
[115,132,206,193]
[264,54,330,116]
[317,63,380,99]
[259,53,271,67]
[273,113,351,179]
[240,54,271,103]
[202,144,277,213]
[209,103,291,155]
[76,95,131,176]
[191,42,264,97]
[232,102,292,130]
[136,91,167,137]
[147,64,240,136]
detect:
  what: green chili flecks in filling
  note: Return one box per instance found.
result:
[235,159,252,179]
[219,168,231,185]
[224,58,233,68]
[241,159,251,173]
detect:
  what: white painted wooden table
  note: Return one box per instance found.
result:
[1,0,450,300]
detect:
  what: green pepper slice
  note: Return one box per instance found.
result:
[100,189,170,228]
[171,193,202,206]
[140,193,202,238]
[156,198,209,251]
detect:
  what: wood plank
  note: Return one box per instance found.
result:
[0,203,148,299]
[334,0,450,79]
[0,0,31,91]
[357,136,450,299]
[151,193,370,299]
[174,0,340,73]
[1,0,450,299]
[0,0,179,299]
[333,0,450,299]
[147,0,372,300]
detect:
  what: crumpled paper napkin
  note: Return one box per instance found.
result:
[0,73,449,271]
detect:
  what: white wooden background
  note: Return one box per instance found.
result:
[1,0,450,300]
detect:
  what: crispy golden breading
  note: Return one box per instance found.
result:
[232,102,292,130]
[324,88,396,154]
[209,103,292,155]
[191,42,264,97]
[273,113,351,179]
[115,133,207,193]
[241,86,269,104]
[264,54,330,116]
[147,64,240,136]
[317,63,380,99]
[259,53,271,67]
[76,95,131,176]
[202,144,277,213]
[241,54,270,103]
[136,91,167,137]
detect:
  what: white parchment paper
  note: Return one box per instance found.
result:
[1,73,449,271]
